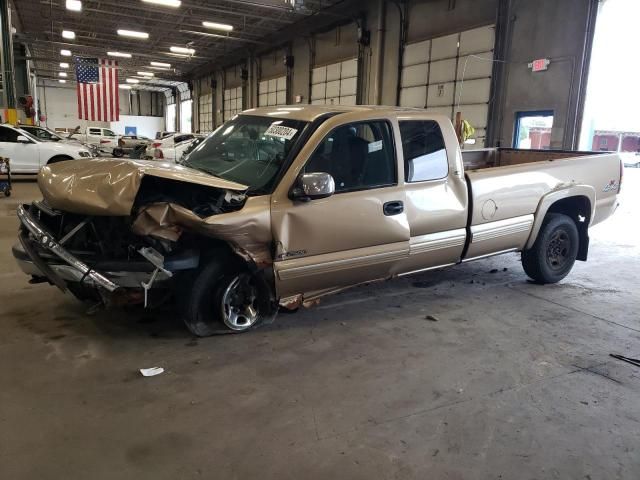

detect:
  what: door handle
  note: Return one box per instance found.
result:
[383,200,404,216]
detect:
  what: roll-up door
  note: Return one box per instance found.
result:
[310,58,358,106]
[223,86,243,121]
[258,76,287,107]
[399,25,495,148]
[198,93,213,132]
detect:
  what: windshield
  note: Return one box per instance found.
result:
[180,115,308,192]
[24,127,61,142]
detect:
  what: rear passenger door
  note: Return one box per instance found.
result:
[272,118,410,298]
[394,118,469,275]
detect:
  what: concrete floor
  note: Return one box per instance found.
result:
[1,172,639,480]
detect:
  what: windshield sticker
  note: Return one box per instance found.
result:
[264,125,298,140]
[368,140,383,153]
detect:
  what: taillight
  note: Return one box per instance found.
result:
[152,142,161,148]
[100,139,110,144]
[154,149,163,159]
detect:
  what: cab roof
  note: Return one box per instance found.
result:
[239,105,434,123]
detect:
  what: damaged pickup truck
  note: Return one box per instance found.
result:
[13,106,622,335]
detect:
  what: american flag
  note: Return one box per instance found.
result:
[75,58,119,122]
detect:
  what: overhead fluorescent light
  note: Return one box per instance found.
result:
[62,30,76,40]
[60,49,72,56]
[119,84,132,89]
[142,0,181,7]
[60,62,69,68]
[150,61,171,68]
[202,21,233,32]
[59,72,68,77]
[107,51,132,58]
[59,79,67,83]
[137,71,154,77]
[117,29,149,39]
[66,0,82,12]
[170,46,195,55]
[126,78,140,84]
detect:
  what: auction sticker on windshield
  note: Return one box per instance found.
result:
[264,125,298,140]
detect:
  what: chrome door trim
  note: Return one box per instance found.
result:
[409,228,467,255]
[276,246,408,281]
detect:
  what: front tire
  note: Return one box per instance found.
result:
[522,213,579,284]
[181,259,270,336]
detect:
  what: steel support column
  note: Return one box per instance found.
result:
[0,0,16,124]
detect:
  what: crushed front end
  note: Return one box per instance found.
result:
[13,200,201,306]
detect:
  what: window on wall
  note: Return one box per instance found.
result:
[311,58,358,106]
[305,121,396,193]
[180,99,192,133]
[166,103,176,132]
[513,111,553,150]
[224,86,243,121]
[258,76,287,107]
[198,93,213,133]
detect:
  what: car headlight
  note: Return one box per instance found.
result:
[78,151,91,158]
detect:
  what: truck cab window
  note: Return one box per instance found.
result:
[305,121,396,193]
[399,120,448,182]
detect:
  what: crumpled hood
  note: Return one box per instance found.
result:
[37,158,248,216]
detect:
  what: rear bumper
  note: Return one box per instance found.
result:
[16,204,119,292]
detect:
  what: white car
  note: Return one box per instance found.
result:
[145,133,200,162]
[68,126,119,155]
[20,125,100,157]
[0,124,93,173]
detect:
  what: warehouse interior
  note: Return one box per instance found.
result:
[1,0,639,478]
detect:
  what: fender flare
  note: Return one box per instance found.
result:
[525,184,596,250]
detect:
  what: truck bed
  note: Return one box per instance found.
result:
[461,149,621,261]
[462,147,601,171]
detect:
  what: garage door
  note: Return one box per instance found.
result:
[258,75,287,107]
[198,93,213,133]
[224,86,242,121]
[399,25,495,148]
[311,58,358,106]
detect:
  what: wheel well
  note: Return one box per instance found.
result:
[547,195,591,261]
[47,155,73,164]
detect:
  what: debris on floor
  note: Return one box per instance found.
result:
[425,315,439,322]
[139,367,165,377]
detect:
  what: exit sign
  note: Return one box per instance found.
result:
[529,58,550,72]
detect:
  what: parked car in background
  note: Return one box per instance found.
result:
[12,106,622,336]
[0,124,92,173]
[20,125,99,157]
[155,131,175,140]
[145,132,200,161]
[68,126,119,155]
[114,135,152,157]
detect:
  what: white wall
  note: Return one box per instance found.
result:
[38,80,163,136]
[110,115,165,138]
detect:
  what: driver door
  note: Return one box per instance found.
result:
[0,126,40,173]
[271,115,410,298]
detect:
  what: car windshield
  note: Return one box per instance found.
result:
[26,128,61,141]
[180,115,308,192]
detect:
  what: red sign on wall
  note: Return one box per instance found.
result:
[530,58,550,72]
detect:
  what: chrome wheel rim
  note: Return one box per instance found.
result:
[546,229,571,271]
[221,274,259,331]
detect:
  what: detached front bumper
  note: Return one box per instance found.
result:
[16,204,119,292]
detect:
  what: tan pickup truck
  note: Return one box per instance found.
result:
[13,106,622,335]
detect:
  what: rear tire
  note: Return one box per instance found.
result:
[113,148,125,158]
[522,213,579,284]
[180,259,271,336]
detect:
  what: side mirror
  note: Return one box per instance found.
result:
[291,172,335,202]
[16,135,30,144]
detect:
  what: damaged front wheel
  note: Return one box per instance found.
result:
[181,259,269,336]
